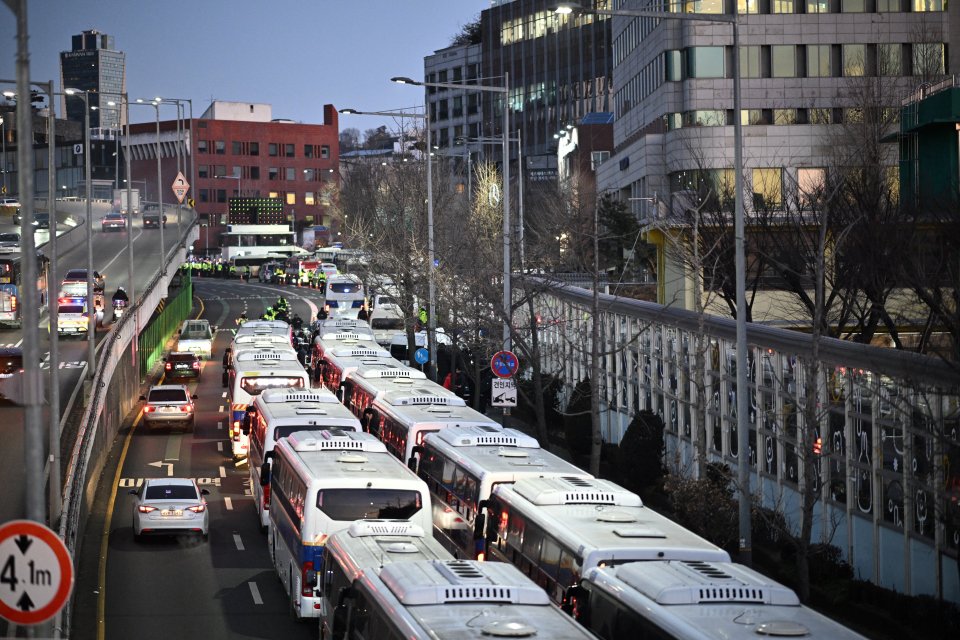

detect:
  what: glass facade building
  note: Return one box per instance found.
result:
[60,30,126,130]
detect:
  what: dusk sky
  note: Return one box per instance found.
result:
[1,0,489,135]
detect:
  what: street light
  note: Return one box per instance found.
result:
[392,73,513,354]
[65,88,97,385]
[0,115,6,194]
[107,95,137,313]
[554,1,750,561]
[339,106,438,380]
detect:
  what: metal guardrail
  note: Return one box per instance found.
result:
[56,216,199,636]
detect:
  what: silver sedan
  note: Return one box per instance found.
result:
[129,478,210,540]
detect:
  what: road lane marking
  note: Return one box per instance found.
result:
[217,441,223,452]
[248,582,263,605]
[219,465,227,478]
[218,405,224,413]
[217,420,223,430]
[221,391,227,399]
[224,497,233,511]
[164,435,181,462]
[233,534,245,551]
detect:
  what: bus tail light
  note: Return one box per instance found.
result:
[9,295,15,311]
[165,362,172,371]
[262,484,270,509]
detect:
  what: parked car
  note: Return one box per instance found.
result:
[12,211,50,229]
[164,351,202,381]
[129,478,209,540]
[142,210,167,229]
[139,384,197,431]
[101,211,128,232]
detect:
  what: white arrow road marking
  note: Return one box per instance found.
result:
[248,582,263,605]
[147,461,174,476]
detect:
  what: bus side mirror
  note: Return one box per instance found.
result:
[473,509,486,542]
[260,462,271,486]
[336,586,356,608]
[408,446,423,472]
[563,584,588,618]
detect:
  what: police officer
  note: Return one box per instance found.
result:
[235,312,248,326]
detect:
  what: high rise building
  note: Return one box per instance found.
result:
[60,29,126,130]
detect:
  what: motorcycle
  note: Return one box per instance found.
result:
[113,299,127,320]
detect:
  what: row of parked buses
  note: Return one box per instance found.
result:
[228,316,868,639]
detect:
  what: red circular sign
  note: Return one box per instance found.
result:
[0,520,74,625]
[490,350,519,379]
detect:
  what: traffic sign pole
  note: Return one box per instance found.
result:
[0,520,74,626]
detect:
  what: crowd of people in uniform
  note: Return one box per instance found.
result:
[180,257,330,290]
[181,258,249,280]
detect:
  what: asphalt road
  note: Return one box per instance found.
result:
[68,280,324,640]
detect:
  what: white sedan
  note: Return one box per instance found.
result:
[130,478,209,540]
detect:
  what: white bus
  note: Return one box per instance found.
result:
[321,273,365,319]
[315,345,393,395]
[411,425,592,560]
[228,348,308,458]
[320,519,452,638]
[570,560,868,640]
[339,362,432,414]
[483,476,731,608]
[269,429,432,620]
[248,389,362,529]
[366,389,498,466]
[329,558,597,640]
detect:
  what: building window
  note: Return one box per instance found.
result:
[878,44,902,76]
[912,0,944,10]
[913,43,945,76]
[683,0,724,14]
[772,0,795,12]
[199,189,209,203]
[198,140,208,154]
[285,167,296,181]
[797,167,826,208]
[807,45,831,78]
[741,109,765,125]
[305,192,316,206]
[876,0,899,8]
[666,50,683,81]
[808,108,832,124]
[250,167,260,180]
[198,165,209,179]
[684,110,726,127]
[738,0,760,13]
[774,109,797,124]
[843,108,864,123]
[687,46,725,79]
[740,46,761,79]
[843,44,866,77]
[284,143,295,157]
[591,151,610,171]
[304,144,314,158]
[841,0,866,11]
[321,145,330,159]
[268,143,278,157]
[250,142,259,156]
[215,140,225,155]
[216,189,227,203]
[806,0,828,12]
[771,45,797,78]
[232,141,242,155]
[286,192,296,205]
[269,167,279,181]
[215,165,226,177]
[752,168,782,209]
[666,113,683,130]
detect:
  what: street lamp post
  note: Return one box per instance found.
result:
[340,107,437,380]
[108,95,137,311]
[135,99,166,273]
[66,88,97,385]
[0,115,6,194]
[555,1,750,561]
[392,74,512,354]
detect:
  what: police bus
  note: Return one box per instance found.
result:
[319,519,451,638]
[268,429,432,620]
[247,389,362,529]
[328,558,597,640]
[339,362,433,414]
[321,273,365,319]
[228,348,308,458]
[411,425,592,560]
[570,560,868,640]
[315,345,392,395]
[0,253,50,329]
[482,476,731,608]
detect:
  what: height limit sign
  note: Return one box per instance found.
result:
[0,520,74,625]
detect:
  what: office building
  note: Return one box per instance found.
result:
[59,29,126,130]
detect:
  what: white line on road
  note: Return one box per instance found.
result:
[248,581,263,605]
[217,420,223,430]
[217,441,223,452]
[233,534,245,551]
[224,497,233,511]
[221,391,227,399]
[219,465,226,478]
[219,405,225,413]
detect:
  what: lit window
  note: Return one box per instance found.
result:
[809,108,832,124]
[772,0,795,12]
[286,193,296,205]
[684,0,724,13]
[806,0,828,12]
[741,109,764,125]
[752,168,782,209]
[912,0,944,10]
[774,109,797,125]
[738,0,760,13]
[841,0,866,11]
[305,192,315,206]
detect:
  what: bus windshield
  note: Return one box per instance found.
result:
[316,488,423,521]
[240,376,305,395]
[329,282,360,294]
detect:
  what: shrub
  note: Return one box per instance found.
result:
[562,378,593,457]
[615,410,666,494]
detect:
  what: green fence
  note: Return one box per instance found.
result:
[138,273,193,379]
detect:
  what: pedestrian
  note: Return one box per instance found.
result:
[357,304,369,323]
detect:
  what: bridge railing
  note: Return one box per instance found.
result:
[518,276,960,603]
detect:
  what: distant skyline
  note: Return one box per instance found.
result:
[0,0,489,135]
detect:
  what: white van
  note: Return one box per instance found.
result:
[322,274,365,319]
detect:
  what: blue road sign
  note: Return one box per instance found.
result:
[414,347,429,365]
